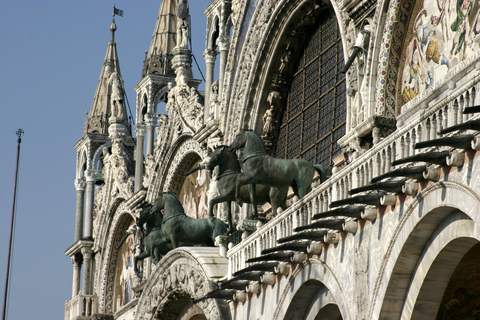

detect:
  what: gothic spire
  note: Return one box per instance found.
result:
[142,0,178,77]
[84,19,126,136]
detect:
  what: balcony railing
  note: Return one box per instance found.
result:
[64,293,97,320]
[227,53,480,276]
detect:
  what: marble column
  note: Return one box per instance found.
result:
[145,113,158,157]
[203,49,217,120]
[135,124,146,192]
[84,170,97,240]
[74,178,86,243]
[217,35,229,101]
[81,247,93,295]
[71,253,83,298]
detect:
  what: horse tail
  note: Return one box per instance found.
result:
[314,164,328,183]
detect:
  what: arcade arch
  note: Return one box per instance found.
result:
[371,181,480,319]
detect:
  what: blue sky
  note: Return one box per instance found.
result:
[0,1,209,319]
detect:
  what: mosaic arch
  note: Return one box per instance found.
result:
[99,209,136,314]
[377,0,480,115]
[162,139,210,219]
[399,0,480,106]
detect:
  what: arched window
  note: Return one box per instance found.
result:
[274,10,346,168]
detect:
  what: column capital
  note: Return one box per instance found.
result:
[74,178,86,191]
[81,246,93,259]
[144,113,159,127]
[217,36,230,51]
[71,252,83,265]
[135,123,147,136]
[84,169,99,182]
[203,49,218,63]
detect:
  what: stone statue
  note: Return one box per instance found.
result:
[107,66,126,120]
[278,48,291,75]
[110,142,134,198]
[262,106,274,137]
[209,81,219,119]
[262,91,281,137]
[166,67,204,133]
[176,0,190,49]
[143,154,156,188]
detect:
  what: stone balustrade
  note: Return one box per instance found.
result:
[64,293,97,320]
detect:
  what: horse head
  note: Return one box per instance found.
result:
[137,198,164,232]
[137,204,153,227]
[230,129,267,156]
[207,145,241,172]
[155,193,185,218]
[229,130,247,152]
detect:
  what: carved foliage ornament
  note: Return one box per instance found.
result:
[103,142,134,199]
[165,68,204,134]
[136,261,219,320]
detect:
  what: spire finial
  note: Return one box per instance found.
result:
[110,19,116,42]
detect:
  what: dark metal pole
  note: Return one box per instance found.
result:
[2,129,23,320]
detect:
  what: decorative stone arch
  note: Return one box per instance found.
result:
[96,201,136,314]
[152,86,170,114]
[374,0,415,117]
[134,247,231,320]
[92,141,112,172]
[224,0,347,143]
[207,14,220,51]
[368,181,480,319]
[147,136,209,203]
[77,147,88,178]
[273,260,351,320]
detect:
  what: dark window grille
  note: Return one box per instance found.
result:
[274,10,346,168]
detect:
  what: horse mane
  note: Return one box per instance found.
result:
[160,192,183,205]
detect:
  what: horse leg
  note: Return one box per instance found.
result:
[223,201,234,234]
[235,174,256,206]
[248,183,258,218]
[134,251,149,278]
[169,233,178,249]
[209,193,232,222]
[269,188,278,217]
[152,246,161,264]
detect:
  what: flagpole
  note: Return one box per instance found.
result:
[2,129,24,320]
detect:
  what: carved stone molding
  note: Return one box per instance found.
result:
[134,247,230,320]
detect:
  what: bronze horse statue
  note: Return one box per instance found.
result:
[133,204,172,277]
[151,192,228,248]
[206,146,288,226]
[229,130,327,211]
